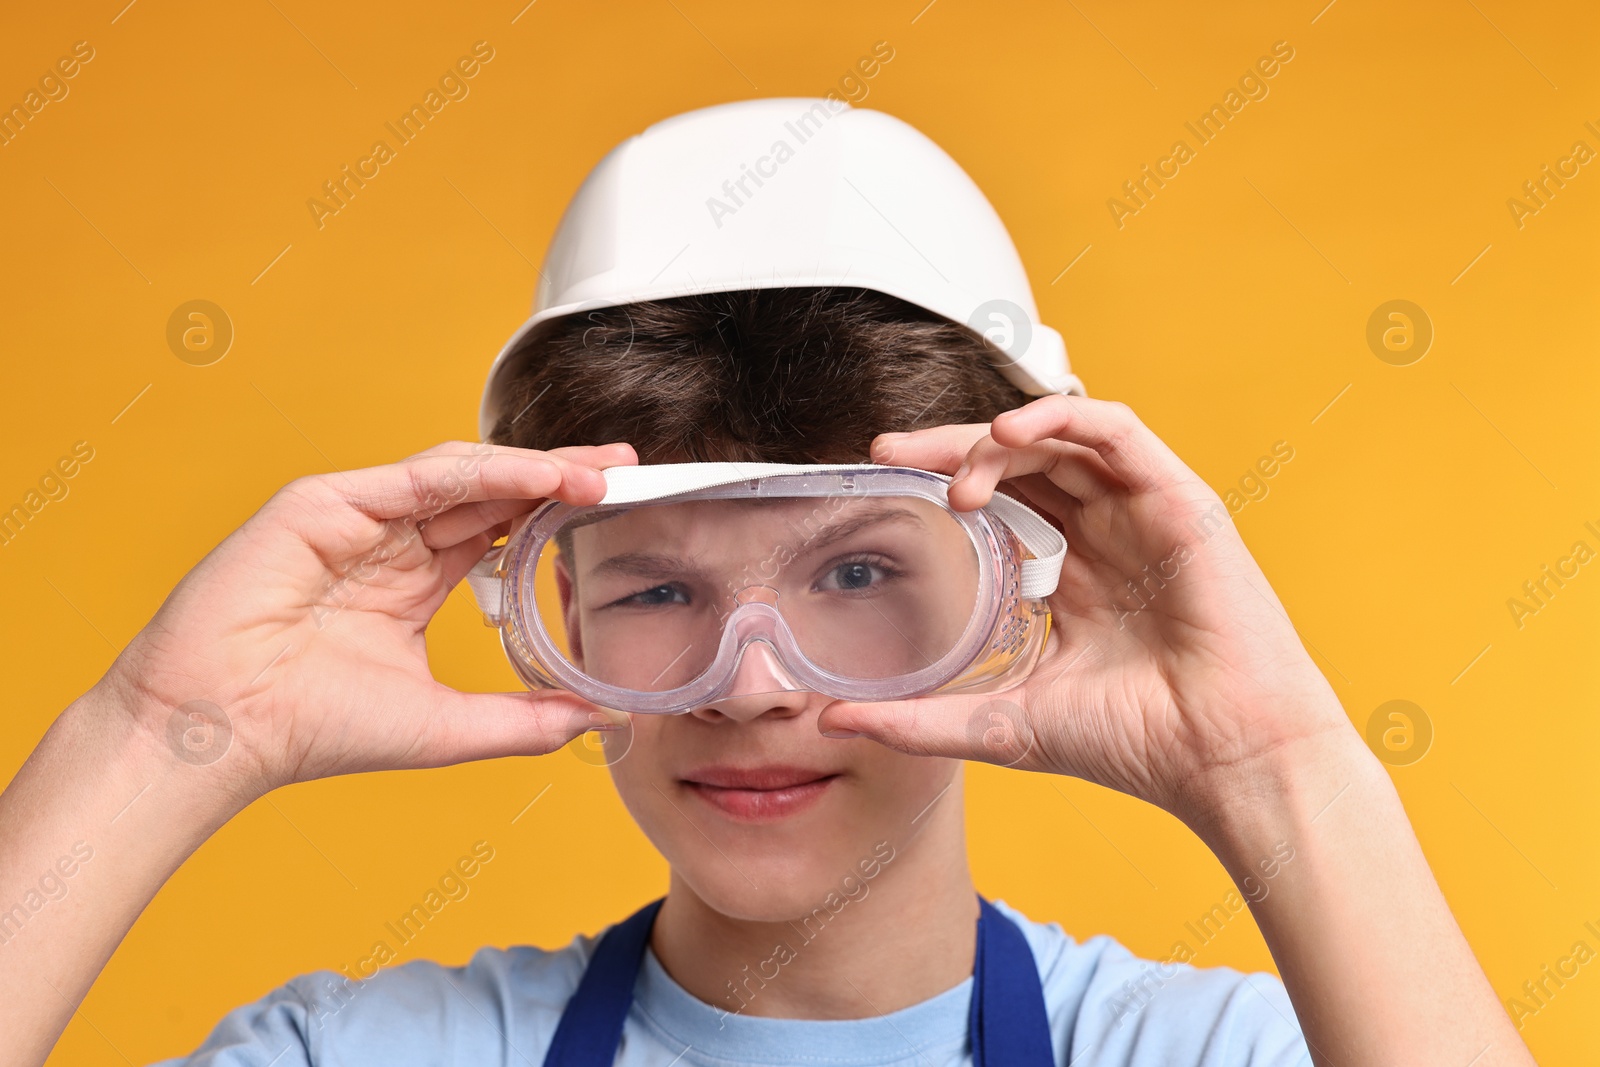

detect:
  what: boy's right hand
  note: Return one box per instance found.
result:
[99,440,637,806]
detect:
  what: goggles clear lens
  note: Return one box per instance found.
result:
[469,464,1065,713]
[548,493,978,690]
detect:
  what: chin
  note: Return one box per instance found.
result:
[675,834,903,924]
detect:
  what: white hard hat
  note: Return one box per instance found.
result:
[478,97,1086,440]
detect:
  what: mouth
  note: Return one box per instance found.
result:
[679,764,841,822]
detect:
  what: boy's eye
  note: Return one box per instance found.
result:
[815,557,899,594]
[615,584,689,607]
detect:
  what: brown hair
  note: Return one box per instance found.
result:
[486,287,1031,461]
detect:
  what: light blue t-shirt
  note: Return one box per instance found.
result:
[150,900,1310,1066]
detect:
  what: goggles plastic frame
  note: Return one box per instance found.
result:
[467,463,1064,714]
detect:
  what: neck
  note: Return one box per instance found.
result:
[650,774,978,1021]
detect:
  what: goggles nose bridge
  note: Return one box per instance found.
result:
[732,583,781,607]
[712,598,810,699]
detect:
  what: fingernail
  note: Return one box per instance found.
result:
[823,729,861,739]
[952,461,971,482]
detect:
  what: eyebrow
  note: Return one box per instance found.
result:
[786,503,928,556]
[584,551,705,583]
[582,503,929,583]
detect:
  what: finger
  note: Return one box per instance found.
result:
[325,451,608,525]
[403,685,628,767]
[869,424,992,470]
[546,442,640,468]
[419,496,540,552]
[989,395,1191,493]
[398,440,639,469]
[432,511,523,593]
[965,435,1124,508]
[404,444,639,552]
[817,690,1041,770]
[484,516,517,543]
[874,414,1124,504]
[399,441,507,464]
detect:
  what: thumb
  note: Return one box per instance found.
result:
[411,686,626,768]
[818,691,1038,769]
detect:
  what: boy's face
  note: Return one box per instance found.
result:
[552,496,973,919]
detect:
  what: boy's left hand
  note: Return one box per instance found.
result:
[816,394,1364,828]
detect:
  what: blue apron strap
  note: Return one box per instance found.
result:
[542,895,1054,1066]
[539,897,665,1067]
[970,896,1056,1066]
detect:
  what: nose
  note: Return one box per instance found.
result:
[689,639,812,723]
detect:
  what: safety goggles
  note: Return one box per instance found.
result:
[466,463,1066,714]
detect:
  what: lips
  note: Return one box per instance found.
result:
[680,764,839,821]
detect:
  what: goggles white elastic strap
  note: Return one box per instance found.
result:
[464,463,1067,626]
[466,552,512,626]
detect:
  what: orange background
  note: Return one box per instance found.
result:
[2,0,1596,1063]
